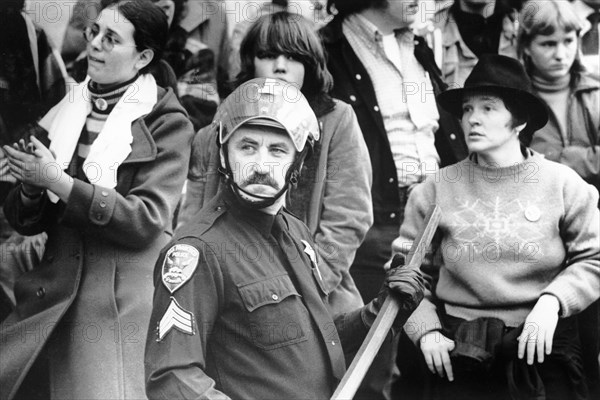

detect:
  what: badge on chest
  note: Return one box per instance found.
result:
[301,240,330,296]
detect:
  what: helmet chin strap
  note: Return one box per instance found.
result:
[219,146,307,210]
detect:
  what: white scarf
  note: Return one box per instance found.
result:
[39,74,157,202]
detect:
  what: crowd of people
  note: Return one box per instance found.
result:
[0,1,598,400]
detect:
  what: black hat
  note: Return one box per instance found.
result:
[437,54,548,139]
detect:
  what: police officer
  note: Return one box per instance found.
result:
[144,78,425,400]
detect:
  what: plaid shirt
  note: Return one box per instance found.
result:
[343,14,440,186]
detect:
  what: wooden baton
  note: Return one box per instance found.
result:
[331,205,442,400]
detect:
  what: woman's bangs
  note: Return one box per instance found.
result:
[254,17,315,66]
[528,2,581,37]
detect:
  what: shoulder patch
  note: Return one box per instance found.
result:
[161,244,199,293]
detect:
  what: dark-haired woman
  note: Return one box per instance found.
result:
[178,11,373,315]
[394,55,599,400]
[1,0,194,398]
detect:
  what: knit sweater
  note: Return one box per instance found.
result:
[394,151,600,342]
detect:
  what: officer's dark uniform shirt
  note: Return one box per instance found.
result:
[144,188,369,399]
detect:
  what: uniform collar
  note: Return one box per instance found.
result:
[222,187,279,238]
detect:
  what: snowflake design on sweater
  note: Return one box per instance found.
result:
[449,197,545,259]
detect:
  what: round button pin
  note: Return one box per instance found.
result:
[524,206,541,222]
[94,98,108,111]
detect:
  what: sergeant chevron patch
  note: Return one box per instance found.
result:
[158,298,195,340]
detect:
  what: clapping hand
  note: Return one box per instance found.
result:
[3,136,59,191]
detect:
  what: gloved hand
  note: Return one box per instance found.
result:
[362,254,426,329]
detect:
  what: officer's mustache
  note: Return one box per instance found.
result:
[241,172,280,190]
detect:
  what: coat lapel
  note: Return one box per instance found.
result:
[339,39,387,140]
[121,120,157,165]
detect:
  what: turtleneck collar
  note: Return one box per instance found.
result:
[88,75,139,114]
[531,73,571,93]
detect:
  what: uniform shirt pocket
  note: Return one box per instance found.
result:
[238,274,310,350]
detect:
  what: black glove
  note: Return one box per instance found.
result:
[362,254,426,329]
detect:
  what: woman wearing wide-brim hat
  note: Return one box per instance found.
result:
[392,54,599,399]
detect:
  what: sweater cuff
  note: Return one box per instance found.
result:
[403,299,442,344]
[541,285,577,318]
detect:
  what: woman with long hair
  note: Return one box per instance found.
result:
[1,0,194,398]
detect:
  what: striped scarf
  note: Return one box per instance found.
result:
[39,73,158,202]
[75,77,135,180]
